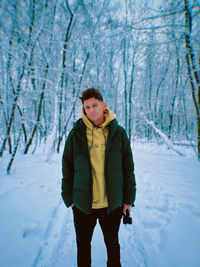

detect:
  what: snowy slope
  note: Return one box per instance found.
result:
[0,144,200,267]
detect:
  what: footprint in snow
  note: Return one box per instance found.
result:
[22,222,40,239]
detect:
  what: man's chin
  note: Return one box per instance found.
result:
[89,116,97,122]
[89,118,98,125]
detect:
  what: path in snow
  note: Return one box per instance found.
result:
[0,145,200,267]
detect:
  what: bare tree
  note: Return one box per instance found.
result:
[184,0,200,159]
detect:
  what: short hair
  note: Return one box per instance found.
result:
[79,88,103,104]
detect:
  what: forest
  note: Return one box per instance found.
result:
[0,0,200,172]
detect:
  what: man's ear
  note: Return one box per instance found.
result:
[103,102,106,109]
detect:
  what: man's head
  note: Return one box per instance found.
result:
[80,88,106,126]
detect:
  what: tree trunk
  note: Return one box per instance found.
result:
[57,52,90,153]
[57,11,74,151]
[184,0,200,160]
[128,51,136,141]
[24,63,49,154]
[168,46,180,139]
[123,38,128,132]
[7,129,22,174]
[0,69,25,157]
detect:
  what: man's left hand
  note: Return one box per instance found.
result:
[123,204,132,214]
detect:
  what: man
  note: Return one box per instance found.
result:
[61,88,136,267]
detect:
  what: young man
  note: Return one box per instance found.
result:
[61,88,136,267]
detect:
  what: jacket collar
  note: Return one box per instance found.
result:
[73,119,90,158]
[73,118,118,157]
[73,119,86,141]
[105,119,118,159]
[73,118,118,140]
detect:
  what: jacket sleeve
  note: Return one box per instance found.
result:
[121,128,136,205]
[61,130,74,207]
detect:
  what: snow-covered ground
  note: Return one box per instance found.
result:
[0,144,200,267]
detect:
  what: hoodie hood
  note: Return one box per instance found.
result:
[81,106,116,129]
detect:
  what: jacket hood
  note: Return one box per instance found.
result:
[81,106,116,129]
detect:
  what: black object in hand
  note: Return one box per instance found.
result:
[123,210,132,224]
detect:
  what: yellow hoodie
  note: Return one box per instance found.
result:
[82,107,116,209]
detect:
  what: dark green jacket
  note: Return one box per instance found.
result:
[61,118,136,214]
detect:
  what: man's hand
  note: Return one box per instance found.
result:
[123,204,131,214]
[70,203,74,208]
[123,204,133,224]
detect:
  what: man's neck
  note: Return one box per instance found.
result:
[92,115,105,127]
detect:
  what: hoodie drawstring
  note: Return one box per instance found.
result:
[89,126,95,153]
[100,126,107,151]
[88,126,107,155]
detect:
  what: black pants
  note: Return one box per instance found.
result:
[72,206,122,267]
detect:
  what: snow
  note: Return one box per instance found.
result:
[0,144,200,267]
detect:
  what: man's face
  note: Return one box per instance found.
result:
[83,97,106,126]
